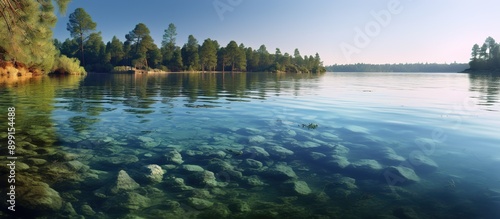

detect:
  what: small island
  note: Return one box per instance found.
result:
[463,36,500,74]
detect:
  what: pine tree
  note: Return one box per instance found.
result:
[67,8,97,66]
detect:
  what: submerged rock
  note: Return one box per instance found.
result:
[99,154,139,166]
[268,145,294,158]
[187,197,214,210]
[80,204,96,216]
[110,170,140,194]
[143,164,165,183]
[244,146,270,159]
[264,163,298,181]
[331,174,358,190]
[138,136,160,148]
[349,159,384,176]
[229,200,251,213]
[409,154,438,174]
[384,166,420,184]
[243,175,266,187]
[164,150,184,165]
[329,144,350,156]
[104,192,151,212]
[327,155,350,169]
[239,127,262,135]
[320,132,341,141]
[288,180,312,195]
[244,159,263,169]
[207,159,234,172]
[181,164,205,173]
[344,125,370,134]
[309,152,327,161]
[293,141,321,149]
[190,170,218,187]
[17,182,63,211]
[26,158,48,166]
[248,135,266,144]
[379,147,406,165]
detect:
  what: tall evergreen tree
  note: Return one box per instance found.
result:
[257,45,270,71]
[225,41,239,72]
[67,8,97,66]
[200,38,217,71]
[171,47,183,71]
[237,43,247,71]
[106,36,125,66]
[161,23,177,69]
[183,35,200,71]
[125,23,155,69]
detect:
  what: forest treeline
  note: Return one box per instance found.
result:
[57,8,326,74]
[467,36,500,73]
[326,63,469,73]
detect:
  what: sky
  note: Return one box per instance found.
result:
[53,0,500,66]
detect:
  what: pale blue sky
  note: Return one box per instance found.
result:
[53,0,500,65]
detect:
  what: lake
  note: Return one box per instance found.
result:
[1,72,499,218]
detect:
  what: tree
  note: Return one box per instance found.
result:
[0,0,84,74]
[162,23,177,48]
[257,45,271,71]
[146,43,162,69]
[161,23,177,69]
[468,37,500,72]
[84,32,107,71]
[171,47,183,71]
[470,44,480,62]
[479,43,488,60]
[225,41,239,72]
[486,37,496,60]
[106,36,125,66]
[237,43,247,71]
[182,35,200,71]
[125,23,155,69]
[245,47,259,72]
[200,38,217,71]
[67,8,97,66]
[293,48,303,66]
[60,38,79,58]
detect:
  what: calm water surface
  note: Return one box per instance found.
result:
[0,72,499,218]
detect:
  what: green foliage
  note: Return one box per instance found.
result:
[67,8,97,65]
[0,0,82,74]
[468,36,500,72]
[200,38,218,71]
[106,36,125,66]
[54,20,324,74]
[225,41,240,71]
[182,35,200,71]
[125,23,159,70]
[53,55,86,75]
[162,23,177,48]
[171,47,183,72]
